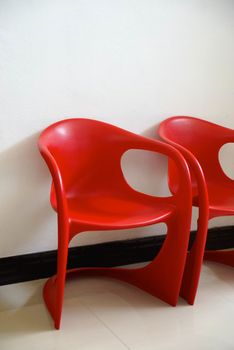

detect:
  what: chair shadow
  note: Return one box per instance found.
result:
[65,273,171,311]
[141,123,161,140]
[0,274,173,336]
[0,280,52,334]
[0,133,54,257]
[203,261,234,285]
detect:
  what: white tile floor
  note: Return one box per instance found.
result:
[0,262,233,350]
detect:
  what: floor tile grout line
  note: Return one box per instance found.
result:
[80,300,131,350]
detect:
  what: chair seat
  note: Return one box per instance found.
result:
[68,194,174,229]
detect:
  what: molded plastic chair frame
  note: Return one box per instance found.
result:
[39,118,193,329]
[159,116,234,302]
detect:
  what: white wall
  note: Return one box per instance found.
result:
[0,0,234,257]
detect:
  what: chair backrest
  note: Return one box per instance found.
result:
[159,116,234,187]
[39,118,192,213]
[38,119,142,199]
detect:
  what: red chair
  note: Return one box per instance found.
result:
[38,118,192,329]
[159,116,234,299]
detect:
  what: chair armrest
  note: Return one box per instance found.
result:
[38,147,69,222]
[161,140,209,246]
[165,142,209,303]
[168,142,208,213]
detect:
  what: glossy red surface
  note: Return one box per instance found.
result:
[159,116,234,302]
[39,118,192,329]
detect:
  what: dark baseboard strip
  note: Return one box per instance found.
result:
[0,226,233,286]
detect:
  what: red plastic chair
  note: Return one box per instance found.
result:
[38,118,192,329]
[159,116,234,298]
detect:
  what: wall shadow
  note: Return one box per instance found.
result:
[0,133,55,258]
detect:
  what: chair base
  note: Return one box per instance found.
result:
[204,250,234,267]
[43,263,184,329]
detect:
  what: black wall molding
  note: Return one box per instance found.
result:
[0,226,233,286]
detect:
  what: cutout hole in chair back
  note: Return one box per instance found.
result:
[121,149,172,197]
[219,143,234,180]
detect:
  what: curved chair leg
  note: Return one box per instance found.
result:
[43,223,69,329]
[204,250,234,267]
[89,217,191,307]
[180,212,209,305]
[137,217,190,306]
